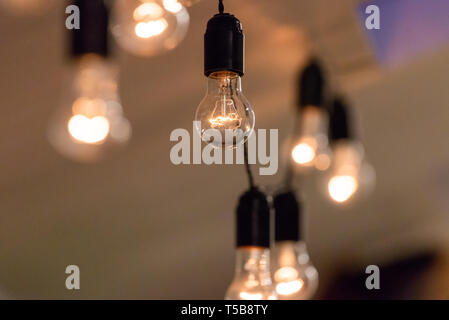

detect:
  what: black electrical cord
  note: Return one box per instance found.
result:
[219,0,224,14]
[243,141,255,189]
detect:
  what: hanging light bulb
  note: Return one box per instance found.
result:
[195,2,255,149]
[225,188,277,300]
[272,191,318,300]
[291,60,330,171]
[48,0,131,162]
[0,0,55,15]
[326,98,375,204]
[110,0,189,57]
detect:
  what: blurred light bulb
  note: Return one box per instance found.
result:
[225,247,277,300]
[273,241,318,300]
[195,72,254,149]
[326,141,375,204]
[111,0,189,57]
[48,54,131,162]
[0,0,55,15]
[291,139,316,165]
[291,106,330,170]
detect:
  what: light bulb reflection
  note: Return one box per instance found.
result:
[328,175,358,203]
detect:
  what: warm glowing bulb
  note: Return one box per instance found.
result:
[328,175,358,203]
[291,142,316,165]
[68,115,110,144]
[291,106,329,170]
[0,0,55,15]
[274,267,304,296]
[48,55,131,162]
[111,0,189,57]
[195,72,254,149]
[135,19,168,38]
[239,292,263,300]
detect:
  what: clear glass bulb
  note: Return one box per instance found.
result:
[225,247,277,300]
[273,241,318,300]
[0,0,55,15]
[48,54,131,162]
[291,106,330,171]
[111,0,189,57]
[326,141,375,204]
[195,72,255,149]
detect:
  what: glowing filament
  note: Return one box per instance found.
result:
[209,113,241,130]
[163,0,183,13]
[292,142,316,165]
[135,19,168,38]
[274,266,304,296]
[328,175,358,203]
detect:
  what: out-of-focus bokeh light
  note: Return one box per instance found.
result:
[328,175,358,203]
[68,115,110,144]
[292,141,316,165]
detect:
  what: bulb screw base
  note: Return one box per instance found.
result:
[274,191,301,242]
[204,13,244,77]
[236,188,270,248]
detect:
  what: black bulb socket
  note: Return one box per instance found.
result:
[204,13,244,77]
[70,0,109,58]
[298,59,325,110]
[274,191,301,242]
[236,188,270,248]
[329,97,353,143]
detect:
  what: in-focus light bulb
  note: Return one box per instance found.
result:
[111,0,189,57]
[195,72,254,149]
[48,54,131,162]
[225,247,277,300]
[273,241,318,300]
[292,106,330,170]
